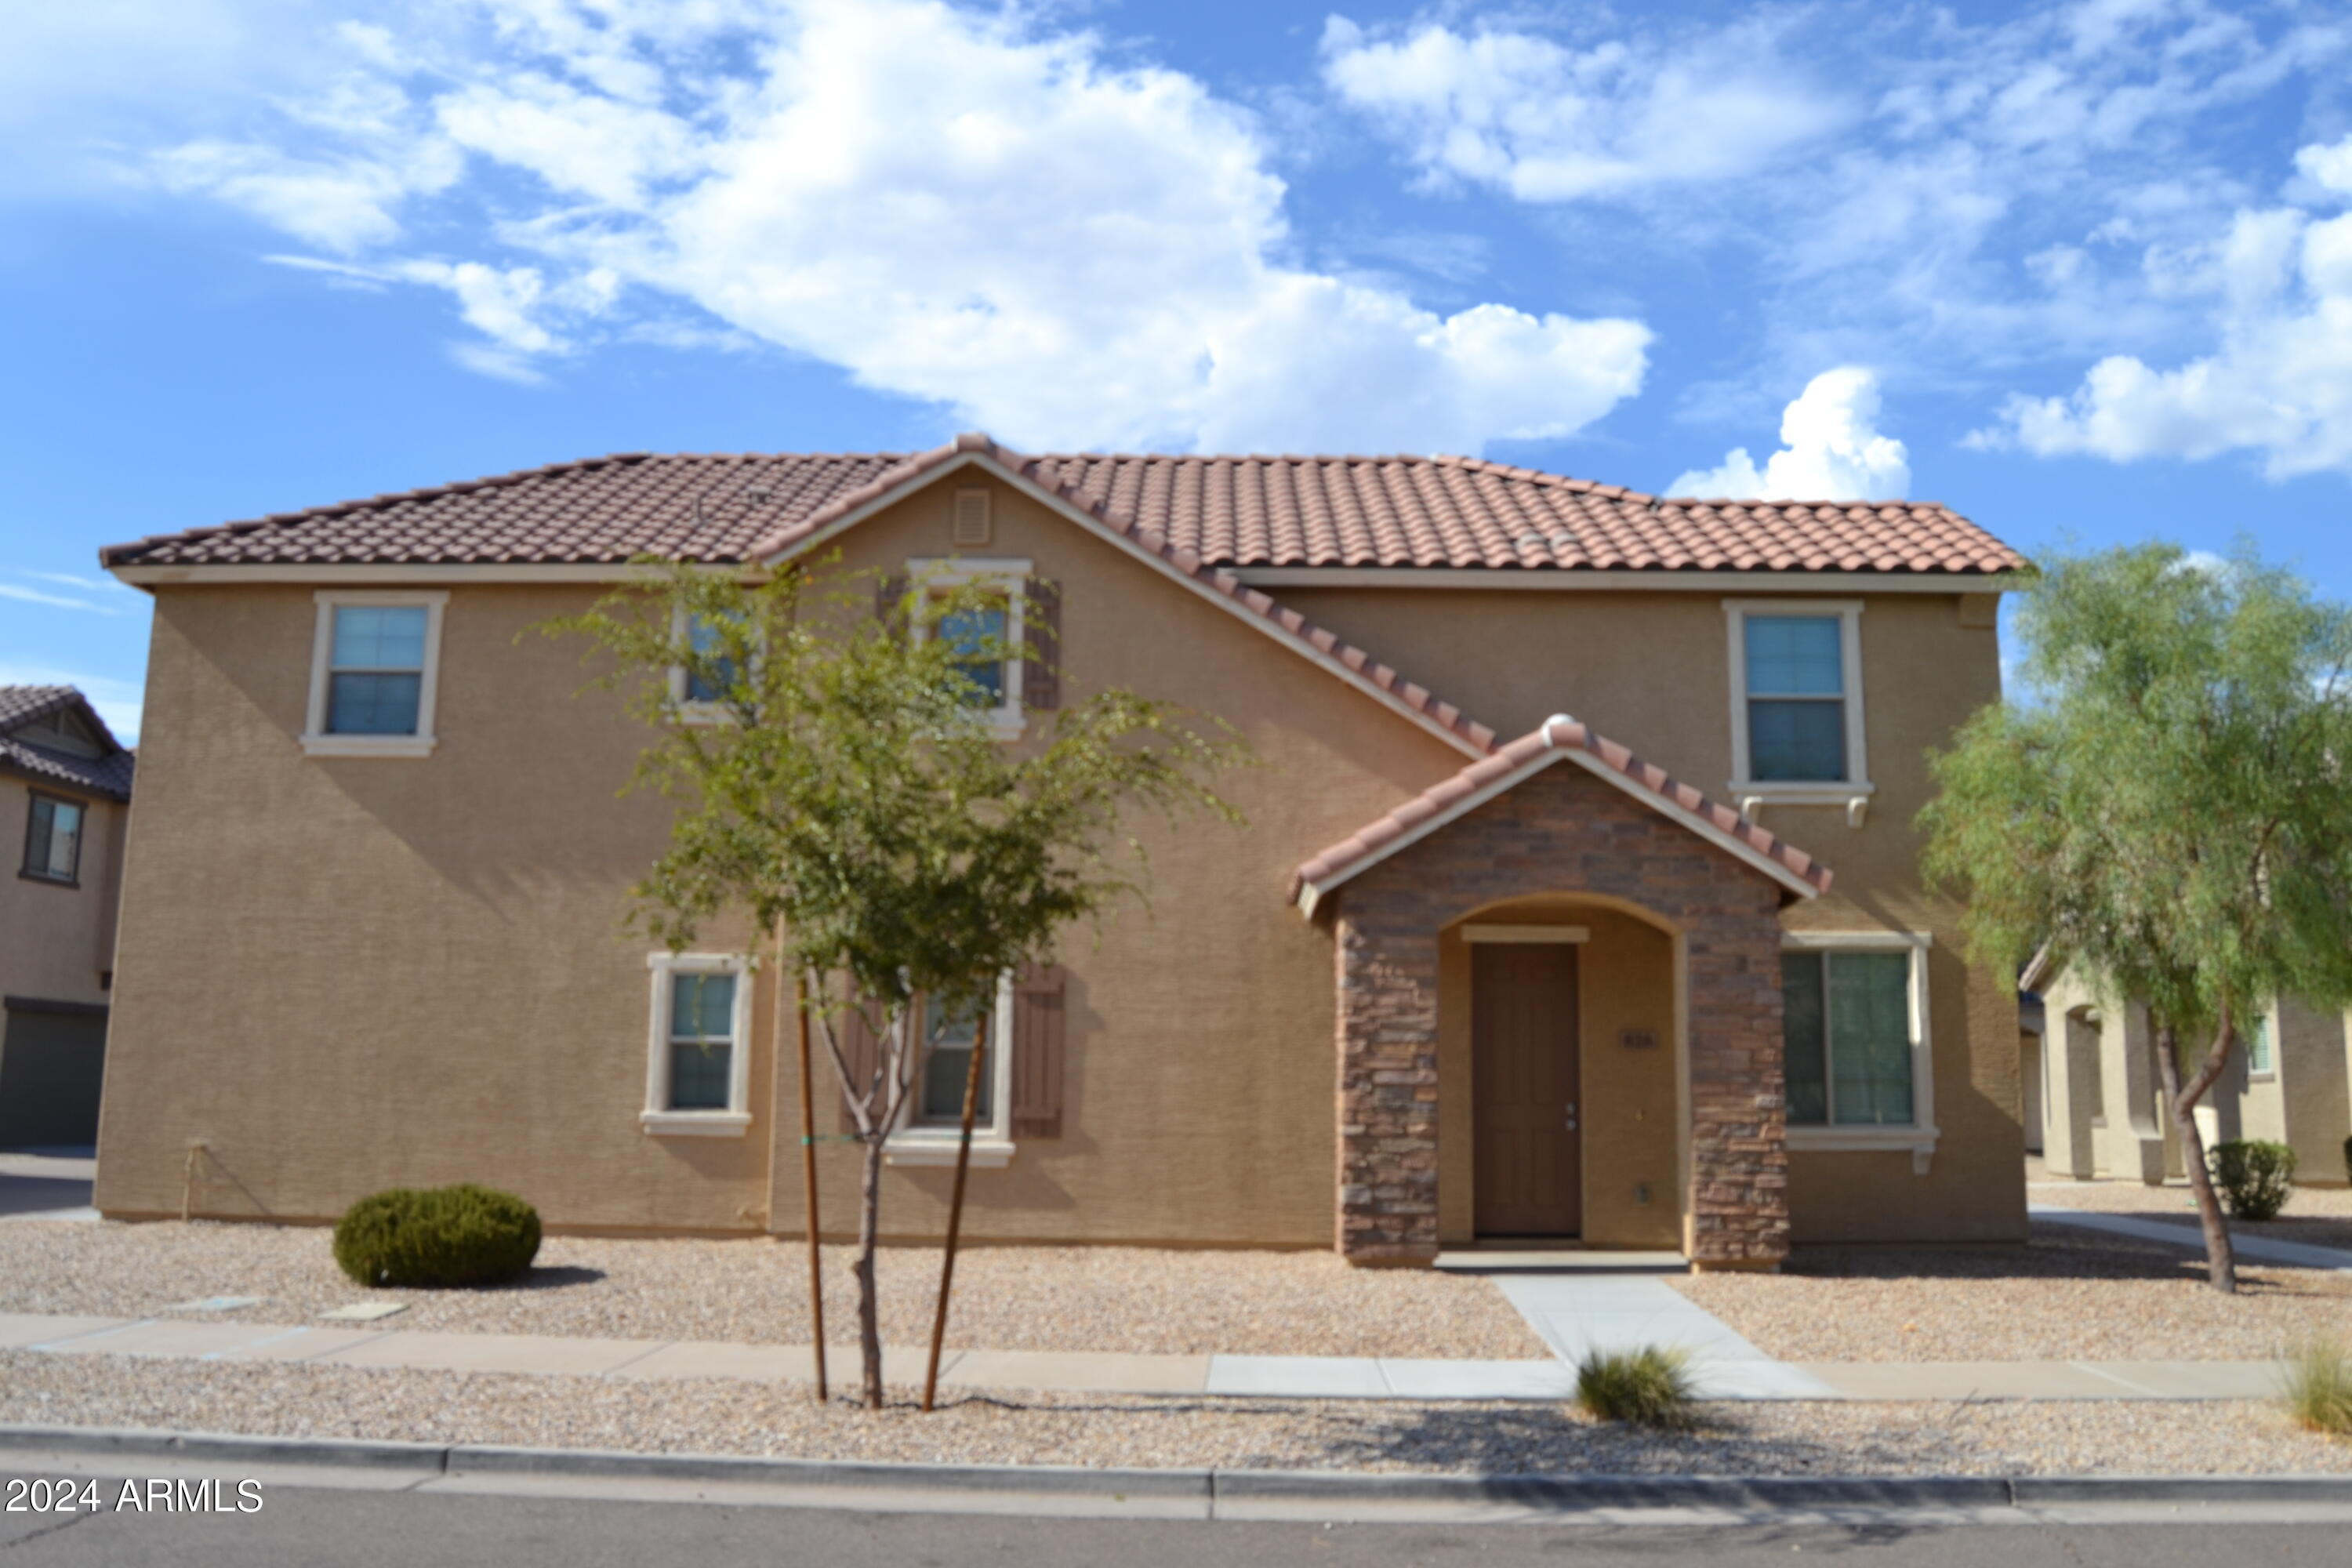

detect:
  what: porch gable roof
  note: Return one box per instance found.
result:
[1290,715,1833,915]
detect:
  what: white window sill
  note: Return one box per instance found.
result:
[674,702,735,728]
[300,733,437,758]
[1788,1124,1939,1174]
[979,710,1025,742]
[1731,781,1875,825]
[884,1135,1016,1168]
[641,1110,753,1138]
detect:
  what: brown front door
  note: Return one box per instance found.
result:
[1472,942,1581,1236]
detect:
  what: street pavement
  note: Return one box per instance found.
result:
[4,1471,2348,1566]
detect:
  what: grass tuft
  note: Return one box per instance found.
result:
[2280,1338,2352,1438]
[1573,1345,1696,1429]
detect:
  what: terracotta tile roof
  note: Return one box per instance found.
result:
[755,434,1498,756]
[101,439,2022,576]
[1290,715,1831,911]
[0,685,134,801]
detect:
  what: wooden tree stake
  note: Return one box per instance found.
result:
[922,1025,987,1412]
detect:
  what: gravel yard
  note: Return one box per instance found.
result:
[0,1221,1543,1360]
[2031,1160,2352,1253]
[2,1352,2347,1475]
[1671,1222,2352,1363]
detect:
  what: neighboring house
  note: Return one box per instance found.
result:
[93,434,2027,1267]
[2027,951,2352,1187]
[0,686,135,1151]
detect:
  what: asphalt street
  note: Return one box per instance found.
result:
[5,1474,2350,1566]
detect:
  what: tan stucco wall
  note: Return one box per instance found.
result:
[1434,900,1680,1248]
[96,474,1466,1243]
[1,778,125,1008]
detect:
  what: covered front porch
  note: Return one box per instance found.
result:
[1291,717,1834,1270]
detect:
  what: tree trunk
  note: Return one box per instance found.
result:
[2155,1020,2238,1294]
[854,1130,887,1407]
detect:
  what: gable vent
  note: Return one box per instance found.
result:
[952,488,993,546]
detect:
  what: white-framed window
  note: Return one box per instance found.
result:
[301,590,448,757]
[884,972,1016,1167]
[641,952,754,1137]
[2244,1007,2275,1079]
[1724,601,1871,818]
[908,557,1029,741]
[1780,931,1938,1171]
[667,608,743,724]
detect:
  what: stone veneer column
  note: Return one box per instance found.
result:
[1330,765,1791,1269]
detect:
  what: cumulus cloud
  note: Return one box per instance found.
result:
[1975,133,2352,477]
[125,0,1650,453]
[1668,368,1910,500]
[1319,14,1849,202]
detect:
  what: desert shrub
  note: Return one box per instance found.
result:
[1574,1345,1696,1429]
[333,1184,542,1288]
[2208,1140,2297,1221]
[2280,1339,2352,1438]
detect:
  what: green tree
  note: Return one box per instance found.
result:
[1921,543,2352,1291]
[550,560,1245,1401]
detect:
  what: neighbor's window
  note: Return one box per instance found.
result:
[917,993,995,1125]
[326,604,430,735]
[680,612,740,706]
[666,971,738,1112]
[1784,949,1915,1126]
[1744,615,1848,782]
[21,793,83,885]
[939,596,1010,710]
[2245,1012,2274,1076]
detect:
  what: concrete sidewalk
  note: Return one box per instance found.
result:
[0,1309,2285,1403]
[2033,1203,2352,1271]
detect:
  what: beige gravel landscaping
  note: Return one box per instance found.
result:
[0,1221,1544,1360]
[2031,1158,2352,1253]
[1671,1222,2352,1363]
[3,1351,2348,1475]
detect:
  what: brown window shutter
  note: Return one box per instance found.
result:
[1024,579,1060,710]
[1010,964,1067,1138]
[876,573,910,633]
[836,998,881,1134]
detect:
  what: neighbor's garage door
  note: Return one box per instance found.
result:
[0,1000,109,1150]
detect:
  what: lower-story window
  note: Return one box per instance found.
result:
[917,993,994,1125]
[1784,948,1914,1126]
[643,953,753,1136]
[884,975,1016,1165]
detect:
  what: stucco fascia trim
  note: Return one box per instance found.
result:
[753,443,1494,761]
[1232,568,2028,593]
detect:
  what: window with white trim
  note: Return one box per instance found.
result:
[301,590,447,757]
[642,953,753,1136]
[1780,932,1937,1170]
[909,557,1029,741]
[1724,601,1871,813]
[885,974,1015,1167]
[2244,1010,2274,1077]
[668,608,744,721]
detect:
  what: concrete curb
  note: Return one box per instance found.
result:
[6,1425,2352,1514]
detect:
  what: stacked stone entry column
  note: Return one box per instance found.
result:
[1330,765,1792,1269]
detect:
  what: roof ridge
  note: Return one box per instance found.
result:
[1428,452,1654,505]
[96,452,655,568]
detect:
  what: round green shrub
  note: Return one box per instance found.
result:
[2208,1139,2297,1221]
[333,1185,543,1288]
[1573,1345,1696,1429]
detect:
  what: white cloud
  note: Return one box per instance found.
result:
[0,583,118,615]
[1668,367,1910,500]
[121,0,1650,454]
[1319,15,1848,202]
[1976,134,2352,477]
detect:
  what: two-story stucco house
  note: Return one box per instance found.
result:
[2,686,135,1152]
[92,434,2027,1268]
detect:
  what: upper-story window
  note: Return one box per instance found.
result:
[1723,601,1871,817]
[302,590,447,758]
[21,792,84,886]
[905,558,1048,741]
[670,610,745,720]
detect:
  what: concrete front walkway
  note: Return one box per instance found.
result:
[0,1308,2285,1403]
[1491,1272,1837,1399]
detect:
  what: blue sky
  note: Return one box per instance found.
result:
[6,0,2352,740]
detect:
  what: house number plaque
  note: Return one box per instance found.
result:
[1618,1027,1658,1051]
